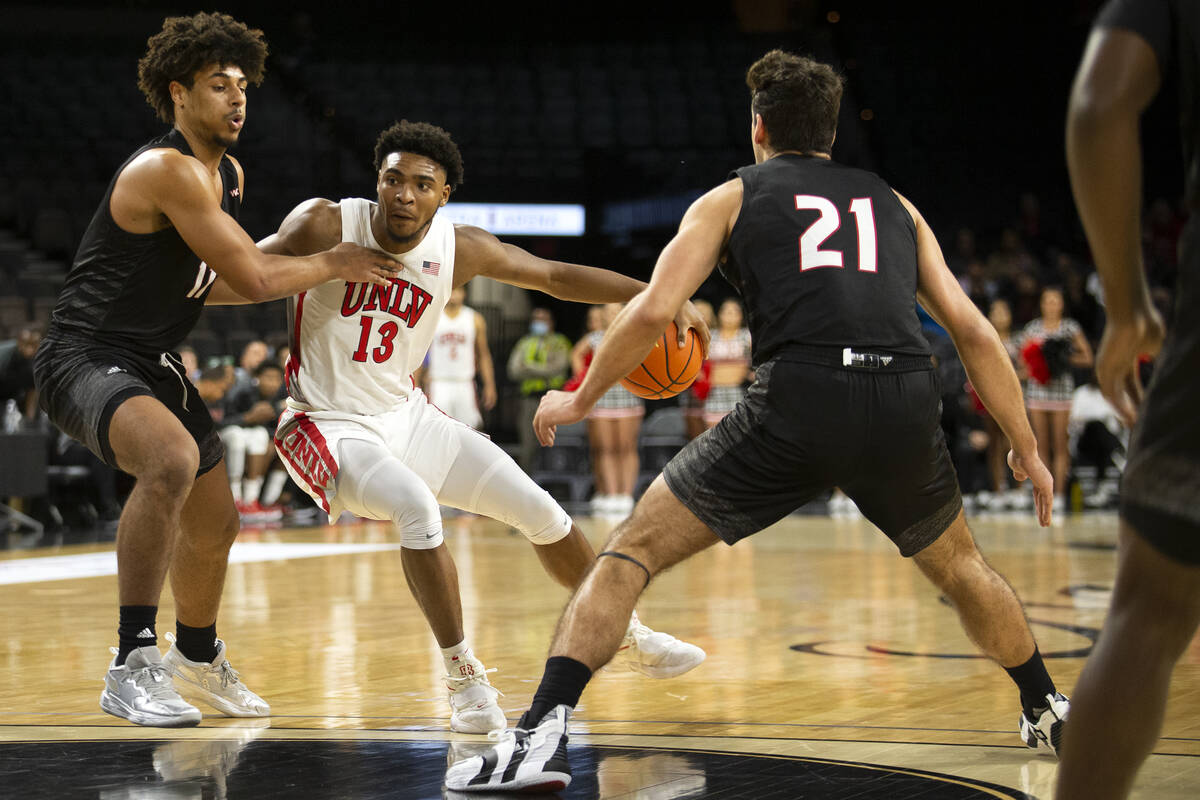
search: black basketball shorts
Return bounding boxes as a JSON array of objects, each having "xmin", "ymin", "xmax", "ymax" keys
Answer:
[
  {"xmin": 1119, "ymin": 250, "xmax": 1200, "ymax": 563},
  {"xmin": 662, "ymin": 356, "xmax": 962, "ymax": 557},
  {"xmin": 34, "ymin": 336, "xmax": 223, "ymax": 476}
]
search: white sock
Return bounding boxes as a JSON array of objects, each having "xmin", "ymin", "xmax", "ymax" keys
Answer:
[
  {"xmin": 441, "ymin": 639, "xmax": 474, "ymax": 675},
  {"xmin": 243, "ymin": 477, "xmax": 264, "ymax": 504},
  {"xmin": 262, "ymin": 471, "xmax": 288, "ymax": 505},
  {"xmin": 230, "ymin": 482, "xmax": 243, "ymax": 503}
]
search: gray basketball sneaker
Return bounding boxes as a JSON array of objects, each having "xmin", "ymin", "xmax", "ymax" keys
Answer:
[
  {"xmin": 99, "ymin": 645, "xmax": 202, "ymax": 727},
  {"xmin": 1020, "ymin": 691, "xmax": 1070, "ymax": 756},
  {"xmin": 162, "ymin": 634, "xmax": 270, "ymax": 717}
]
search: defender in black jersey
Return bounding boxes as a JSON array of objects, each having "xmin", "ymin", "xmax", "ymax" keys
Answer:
[
  {"xmin": 446, "ymin": 51, "xmax": 1065, "ymax": 793},
  {"xmin": 32, "ymin": 12, "xmax": 397, "ymax": 729},
  {"xmin": 1060, "ymin": 2, "xmax": 1200, "ymax": 796}
]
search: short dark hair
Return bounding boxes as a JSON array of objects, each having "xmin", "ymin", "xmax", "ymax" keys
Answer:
[
  {"xmin": 373, "ymin": 120, "xmax": 464, "ymax": 190},
  {"xmin": 138, "ymin": 12, "xmax": 268, "ymax": 123},
  {"xmin": 746, "ymin": 50, "xmax": 844, "ymax": 154},
  {"xmin": 254, "ymin": 361, "xmax": 283, "ymax": 378}
]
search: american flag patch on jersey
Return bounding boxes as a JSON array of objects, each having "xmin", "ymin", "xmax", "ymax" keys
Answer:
[{"xmin": 422, "ymin": 260, "xmax": 440, "ymax": 275}]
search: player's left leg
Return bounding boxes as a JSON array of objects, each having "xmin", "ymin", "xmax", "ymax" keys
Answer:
[
  {"xmin": 444, "ymin": 476, "xmax": 719, "ymax": 793},
  {"xmin": 435, "ymin": 427, "xmax": 705, "ymax": 679},
  {"xmin": 164, "ymin": 457, "xmax": 270, "ymax": 717},
  {"xmin": 1050, "ymin": 408, "xmax": 1072, "ymax": 508}
]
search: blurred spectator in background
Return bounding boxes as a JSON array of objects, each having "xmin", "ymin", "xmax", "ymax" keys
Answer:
[
  {"xmin": 507, "ymin": 307, "xmax": 571, "ymax": 472},
  {"xmin": 575, "ymin": 303, "xmax": 643, "ymax": 517},
  {"xmin": 680, "ymin": 299, "xmax": 714, "ymax": 441},
  {"xmin": 975, "ymin": 299, "xmax": 1026, "ymax": 511},
  {"xmin": 947, "ymin": 227, "xmax": 978, "ymax": 276},
  {"xmin": 0, "ymin": 326, "xmax": 42, "ymax": 422},
  {"xmin": 988, "ymin": 227, "xmax": 1038, "ymax": 291},
  {"xmin": 177, "ymin": 345, "xmax": 200, "ymax": 382},
  {"xmin": 195, "ymin": 365, "xmax": 233, "ymax": 416},
  {"xmin": 1010, "ymin": 271, "xmax": 1043, "ymax": 327},
  {"xmin": 232, "ymin": 339, "xmax": 269, "ymax": 396},
  {"xmin": 219, "ymin": 361, "xmax": 286, "ymax": 519},
  {"xmin": 959, "ymin": 258, "xmax": 997, "ymax": 311},
  {"xmin": 1069, "ymin": 375, "xmax": 1126, "ymax": 510},
  {"xmin": 704, "ymin": 297, "xmax": 752, "ymax": 429},
  {"xmin": 1019, "ymin": 286, "xmax": 1095, "ymax": 511},
  {"xmin": 425, "ymin": 285, "xmax": 496, "ymax": 430}
]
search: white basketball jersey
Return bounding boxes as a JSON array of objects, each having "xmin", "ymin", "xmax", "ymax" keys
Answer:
[
  {"xmin": 285, "ymin": 198, "xmax": 456, "ymax": 414},
  {"xmin": 428, "ymin": 306, "xmax": 477, "ymax": 381}
]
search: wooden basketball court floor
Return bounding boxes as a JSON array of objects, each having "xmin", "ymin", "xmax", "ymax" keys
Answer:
[{"xmin": 1, "ymin": 509, "xmax": 1198, "ymax": 798}]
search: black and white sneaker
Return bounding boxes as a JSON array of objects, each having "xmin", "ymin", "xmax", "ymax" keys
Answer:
[
  {"xmin": 444, "ymin": 704, "xmax": 572, "ymax": 793},
  {"xmin": 1019, "ymin": 691, "xmax": 1070, "ymax": 756}
]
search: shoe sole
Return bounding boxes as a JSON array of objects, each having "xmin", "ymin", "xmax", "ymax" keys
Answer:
[
  {"xmin": 450, "ymin": 772, "xmax": 571, "ymax": 793},
  {"xmin": 100, "ymin": 691, "xmax": 201, "ymax": 728}
]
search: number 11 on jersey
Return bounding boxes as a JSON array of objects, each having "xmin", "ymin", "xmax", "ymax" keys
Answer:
[{"xmin": 795, "ymin": 195, "xmax": 877, "ymax": 273}]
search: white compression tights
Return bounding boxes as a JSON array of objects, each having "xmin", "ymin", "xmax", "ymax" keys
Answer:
[{"xmin": 335, "ymin": 428, "xmax": 571, "ymax": 548}]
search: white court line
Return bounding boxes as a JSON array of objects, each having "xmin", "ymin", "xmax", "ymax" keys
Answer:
[{"xmin": 0, "ymin": 542, "xmax": 404, "ymax": 586}]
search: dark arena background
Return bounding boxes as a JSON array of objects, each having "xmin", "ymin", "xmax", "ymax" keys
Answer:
[{"xmin": 1, "ymin": 2, "xmax": 1196, "ymax": 799}]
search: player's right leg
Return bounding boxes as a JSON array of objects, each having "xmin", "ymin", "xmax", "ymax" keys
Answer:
[
  {"xmin": 332, "ymin": 436, "xmax": 505, "ymax": 734},
  {"xmin": 1055, "ymin": 520, "xmax": 1200, "ymax": 800}
]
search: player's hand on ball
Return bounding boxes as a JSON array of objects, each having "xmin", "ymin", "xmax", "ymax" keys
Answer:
[
  {"xmin": 331, "ymin": 242, "xmax": 399, "ymax": 287},
  {"xmin": 675, "ymin": 300, "xmax": 711, "ymax": 356},
  {"xmin": 534, "ymin": 390, "xmax": 586, "ymax": 447}
]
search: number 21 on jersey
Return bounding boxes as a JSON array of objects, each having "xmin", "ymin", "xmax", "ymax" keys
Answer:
[{"xmin": 795, "ymin": 195, "xmax": 877, "ymax": 273}]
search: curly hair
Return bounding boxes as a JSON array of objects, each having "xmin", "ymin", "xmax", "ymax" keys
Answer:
[
  {"xmin": 746, "ymin": 50, "xmax": 844, "ymax": 154},
  {"xmin": 137, "ymin": 12, "xmax": 268, "ymax": 123},
  {"xmin": 373, "ymin": 120, "xmax": 464, "ymax": 190}
]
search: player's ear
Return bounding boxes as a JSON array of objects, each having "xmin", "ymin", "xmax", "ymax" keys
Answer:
[{"xmin": 169, "ymin": 80, "xmax": 187, "ymax": 108}]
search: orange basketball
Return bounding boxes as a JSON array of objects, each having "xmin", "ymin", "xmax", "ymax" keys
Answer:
[{"xmin": 620, "ymin": 322, "xmax": 703, "ymax": 400}]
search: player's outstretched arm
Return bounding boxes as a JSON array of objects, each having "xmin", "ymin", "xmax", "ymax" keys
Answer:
[
  {"xmin": 1067, "ymin": 26, "xmax": 1165, "ymax": 425},
  {"xmin": 533, "ymin": 179, "xmax": 739, "ymax": 446},
  {"xmin": 134, "ymin": 157, "xmax": 396, "ymax": 303},
  {"xmin": 901, "ymin": 192, "xmax": 1053, "ymax": 526}
]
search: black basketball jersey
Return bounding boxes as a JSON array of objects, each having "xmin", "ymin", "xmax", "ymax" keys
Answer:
[
  {"xmin": 48, "ymin": 128, "xmax": 238, "ymax": 356},
  {"xmin": 1098, "ymin": 0, "xmax": 1200, "ymax": 211},
  {"xmin": 721, "ymin": 154, "xmax": 930, "ymax": 365}
]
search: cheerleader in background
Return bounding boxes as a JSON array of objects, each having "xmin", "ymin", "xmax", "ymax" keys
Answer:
[
  {"xmin": 1019, "ymin": 286, "xmax": 1094, "ymax": 511},
  {"xmin": 704, "ymin": 298, "xmax": 753, "ymax": 430},
  {"xmin": 573, "ymin": 303, "xmax": 644, "ymax": 517}
]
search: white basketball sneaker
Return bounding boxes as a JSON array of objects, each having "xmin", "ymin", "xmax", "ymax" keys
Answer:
[
  {"xmin": 616, "ymin": 613, "xmax": 706, "ymax": 679},
  {"xmin": 1019, "ymin": 691, "xmax": 1070, "ymax": 756},
  {"xmin": 162, "ymin": 634, "xmax": 270, "ymax": 717},
  {"xmin": 445, "ymin": 704, "xmax": 572, "ymax": 792},
  {"xmin": 100, "ymin": 645, "xmax": 202, "ymax": 727},
  {"xmin": 446, "ymin": 653, "xmax": 507, "ymax": 734}
]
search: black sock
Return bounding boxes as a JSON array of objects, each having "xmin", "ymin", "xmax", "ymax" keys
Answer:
[
  {"xmin": 518, "ymin": 657, "xmax": 593, "ymax": 729},
  {"xmin": 174, "ymin": 621, "xmax": 219, "ymax": 664},
  {"xmin": 116, "ymin": 606, "xmax": 158, "ymax": 666},
  {"xmin": 1004, "ymin": 647, "xmax": 1056, "ymax": 717}
]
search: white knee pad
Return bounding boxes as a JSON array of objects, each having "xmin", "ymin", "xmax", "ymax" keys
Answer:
[
  {"xmin": 336, "ymin": 438, "xmax": 444, "ymax": 549},
  {"xmin": 436, "ymin": 429, "xmax": 571, "ymax": 545}
]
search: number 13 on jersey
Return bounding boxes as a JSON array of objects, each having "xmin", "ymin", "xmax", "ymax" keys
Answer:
[{"xmin": 795, "ymin": 195, "xmax": 877, "ymax": 273}]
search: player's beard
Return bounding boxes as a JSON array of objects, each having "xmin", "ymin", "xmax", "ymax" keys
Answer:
[{"xmin": 385, "ymin": 215, "xmax": 433, "ymax": 246}]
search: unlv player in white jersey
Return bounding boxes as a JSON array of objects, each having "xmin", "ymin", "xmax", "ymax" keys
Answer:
[
  {"xmin": 207, "ymin": 121, "xmax": 710, "ymax": 734},
  {"xmin": 423, "ymin": 285, "xmax": 496, "ymax": 429}
]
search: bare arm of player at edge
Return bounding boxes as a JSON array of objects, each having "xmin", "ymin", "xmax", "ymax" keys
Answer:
[
  {"xmin": 897, "ymin": 191, "xmax": 1054, "ymax": 526},
  {"xmin": 115, "ymin": 151, "xmax": 396, "ymax": 306},
  {"xmin": 533, "ymin": 178, "xmax": 740, "ymax": 447},
  {"xmin": 1067, "ymin": 26, "xmax": 1166, "ymax": 426}
]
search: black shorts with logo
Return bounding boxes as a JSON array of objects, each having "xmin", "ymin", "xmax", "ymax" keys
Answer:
[
  {"xmin": 34, "ymin": 332, "xmax": 223, "ymax": 476},
  {"xmin": 1119, "ymin": 240, "xmax": 1200, "ymax": 563},
  {"xmin": 662, "ymin": 350, "xmax": 961, "ymax": 557}
]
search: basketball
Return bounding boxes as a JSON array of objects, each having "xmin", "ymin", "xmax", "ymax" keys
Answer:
[{"xmin": 620, "ymin": 322, "xmax": 703, "ymax": 400}]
